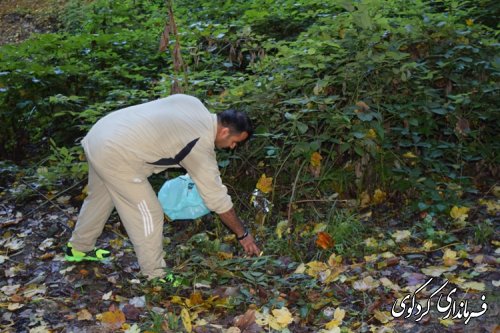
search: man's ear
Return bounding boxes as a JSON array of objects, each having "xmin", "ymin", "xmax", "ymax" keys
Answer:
[{"xmin": 220, "ymin": 127, "xmax": 230, "ymax": 136}]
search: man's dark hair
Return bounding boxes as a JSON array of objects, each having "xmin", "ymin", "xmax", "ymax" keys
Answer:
[{"xmin": 217, "ymin": 109, "xmax": 254, "ymax": 140}]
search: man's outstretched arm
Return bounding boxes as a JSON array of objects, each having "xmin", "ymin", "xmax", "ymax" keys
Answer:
[{"xmin": 218, "ymin": 208, "xmax": 261, "ymax": 256}]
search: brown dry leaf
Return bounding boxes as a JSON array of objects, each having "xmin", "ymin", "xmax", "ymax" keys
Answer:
[
  {"xmin": 77, "ymin": 309, "xmax": 93, "ymax": 321},
  {"xmin": 355, "ymin": 101, "xmax": 370, "ymax": 112},
  {"xmin": 187, "ymin": 292, "xmax": 204, "ymax": 307},
  {"xmin": 99, "ymin": 309, "xmax": 126, "ymax": 329},
  {"xmin": 233, "ymin": 309, "xmax": 256, "ymax": 330},
  {"xmin": 316, "ymin": 232, "xmax": 334, "ymax": 250}
]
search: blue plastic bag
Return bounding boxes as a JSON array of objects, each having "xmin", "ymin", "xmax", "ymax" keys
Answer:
[{"xmin": 158, "ymin": 174, "xmax": 210, "ymax": 220}]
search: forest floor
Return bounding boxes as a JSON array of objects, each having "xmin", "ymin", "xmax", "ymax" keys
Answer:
[
  {"xmin": 0, "ymin": 0, "xmax": 65, "ymax": 45},
  {"xmin": 0, "ymin": 166, "xmax": 499, "ymax": 332}
]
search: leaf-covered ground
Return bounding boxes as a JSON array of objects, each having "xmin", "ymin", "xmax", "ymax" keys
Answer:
[{"xmin": 0, "ymin": 172, "xmax": 499, "ymax": 333}]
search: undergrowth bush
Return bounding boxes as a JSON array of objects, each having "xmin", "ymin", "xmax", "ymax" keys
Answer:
[{"xmin": 0, "ymin": 0, "xmax": 498, "ymax": 226}]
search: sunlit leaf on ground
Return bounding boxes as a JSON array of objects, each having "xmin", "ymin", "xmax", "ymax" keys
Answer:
[
  {"xmin": 77, "ymin": 309, "xmax": 93, "ymax": 321},
  {"xmin": 443, "ymin": 249, "xmax": 458, "ymax": 267},
  {"xmin": 391, "ymin": 230, "xmax": 411, "ymax": 243},
  {"xmin": 421, "ymin": 265, "xmax": 457, "ymax": 277},
  {"xmin": 450, "ymin": 206, "xmax": 470, "ymax": 221},
  {"xmin": 181, "ymin": 307, "xmax": 192, "ymax": 333},
  {"xmin": 324, "ymin": 307, "xmax": 345, "ymax": 329},
  {"xmin": 373, "ymin": 310, "xmax": 392, "ymax": 324},
  {"xmin": 98, "ymin": 308, "xmax": 126, "ymax": 330},
  {"xmin": 316, "ymin": 231, "xmax": 334, "ymax": 250},
  {"xmin": 353, "ymin": 276, "xmax": 380, "ymax": 291}
]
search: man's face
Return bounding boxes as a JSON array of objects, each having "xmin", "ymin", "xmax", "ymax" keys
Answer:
[{"xmin": 215, "ymin": 127, "xmax": 249, "ymax": 150}]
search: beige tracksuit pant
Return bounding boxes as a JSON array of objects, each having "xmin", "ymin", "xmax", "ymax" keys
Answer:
[{"xmin": 70, "ymin": 143, "xmax": 167, "ymax": 279}]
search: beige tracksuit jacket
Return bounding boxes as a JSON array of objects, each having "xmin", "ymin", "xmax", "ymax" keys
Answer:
[{"xmin": 70, "ymin": 94, "xmax": 233, "ymax": 278}]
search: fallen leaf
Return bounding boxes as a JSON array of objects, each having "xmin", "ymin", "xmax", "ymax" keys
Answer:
[
  {"xmin": 316, "ymin": 232, "xmax": 334, "ymax": 250},
  {"xmin": 77, "ymin": 309, "xmax": 93, "ymax": 321},
  {"xmin": 391, "ymin": 230, "xmax": 411, "ymax": 243},
  {"xmin": 372, "ymin": 189, "xmax": 387, "ymax": 204},
  {"xmin": 1, "ymin": 284, "xmax": 20, "ymax": 296},
  {"xmin": 366, "ymin": 128, "xmax": 377, "ymax": 139},
  {"xmin": 325, "ymin": 307, "xmax": 345, "ymax": 329},
  {"xmin": 181, "ymin": 307, "xmax": 192, "ymax": 333},
  {"xmin": 439, "ymin": 318, "xmax": 455, "ymax": 327},
  {"xmin": 421, "ymin": 265, "xmax": 456, "ymax": 277},
  {"xmin": 305, "ymin": 261, "xmax": 329, "ymax": 278},
  {"xmin": 374, "ymin": 310, "xmax": 392, "ymax": 324},
  {"xmin": 450, "ymin": 206, "xmax": 469, "ymax": 220},
  {"xmin": 443, "ymin": 249, "xmax": 458, "ymax": 266},
  {"xmin": 403, "ymin": 151, "xmax": 417, "ymax": 158},
  {"xmin": 233, "ymin": 309, "xmax": 256, "ymax": 330},
  {"xmin": 270, "ymin": 307, "xmax": 293, "ymax": 330},
  {"xmin": 353, "ymin": 276, "xmax": 380, "ymax": 291},
  {"xmin": 275, "ymin": 220, "xmax": 289, "ymax": 239},
  {"xmin": 99, "ymin": 309, "xmax": 126, "ymax": 329},
  {"xmin": 256, "ymin": 174, "xmax": 273, "ymax": 194},
  {"xmin": 310, "ymin": 152, "xmax": 323, "ymax": 167},
  {"xmin": 458, "ymin": 281, "xmax": 485, "ymax": 291}
]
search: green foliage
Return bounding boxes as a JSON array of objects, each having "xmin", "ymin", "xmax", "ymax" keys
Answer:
[{"xmin": 0, "ymin": 0, "xmax": 498, "ymax": 233}]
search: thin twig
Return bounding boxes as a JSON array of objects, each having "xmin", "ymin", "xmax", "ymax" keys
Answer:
[
  {"xmin": 287, "ymin": 160, "xmax": 307, "ymax": 222},
  {"xmin": 20, "ymin": 178, "xmax": 87, "ymax": 219}
]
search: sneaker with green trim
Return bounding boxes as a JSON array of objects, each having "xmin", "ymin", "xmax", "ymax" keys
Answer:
[
  {"xmin": 64, "ymin": 242, "xmax": 111, "ymax": 262},
  {"xmin": 156, "ymin": 272, "xmax": 185, "ymax": 287}
]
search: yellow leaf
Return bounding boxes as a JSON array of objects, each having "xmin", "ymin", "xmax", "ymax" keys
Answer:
[
  {"xmin": 450, "ymin": 206, "xmax": 469, "ymax": 220},
  {"xmin": 439, "ymin": 318, "xmax": 455, "ymax": 327},
  {"xmin": 443, "ymin": 249, "xmax": 458, "ymax": 267},
  {"xmin": 255, "ymin": 310, "xmax": 269, "ymax": 326},
  {"xmin": 372, "ymin": 189, "xmax": 387, "ymax": 204},
  {"xmin": 458, "ymin": 281, "xmax": 485, "ymax": 291},
  {"xmin": 364, "ymin": 237, "xmax": 378, "ymax": 248},
  {"xmin": 353, "ymin": 276, "xmax": 380, "ymax": 291},
  {"xmin": 256, "ymin": 174, "xmax": 273, "ymax": 194},
  {"xmin": 305, "ymin": 261, "xmax": 329, "ymax": 278},
  {"xmin": 421, "ymin": 265, "xmax": 456, "ymax": 277},
  {"xmin": 423, "ymin": 240, "xmax": 436, "ymax": 251},
  {"xmin": 403, "ymin": 151, "xmax": 417, "ymax": 158},
  {"xmin": 294, "ymin": 263, "xmax": 306, "ymax": 274},
  {"xmin": 359, "ymin": 191, "xmax": 370, "ymax": 208},
  {"xmin": 181, "ymin": 308, "xmax": 192, "ymax": 333},
  {"xmin": 465, "ymin": 18, "xmax": 474, "ymax": 26},
  {"xmin": 100, "ymin": 309, "xmax": 126, "ymax": 330},
  {"xmin": 217, "ymin": 251, "xmax": 233, "ymax": 260},
  {"xmin": 325, "ymin": 308, "xmax": 345, "ymax": 329},
  {"xmin": 271, "ymin": 307, "xmax": 294, "ymax": 329},
  {"xmin": 374, "ymin": 310, "xmax": 392, "ymax": 324},
  {"xmin": 366, "ymin": 128, "xmax": 377, "ymax": 139},
  {"xmin": 275, "ymin": 220, "xmax": 289, "ymax": 239},
  {"xmin": 391, "ymin": 230, "xmax": 411, "ymax": 243},
  {"xmin": 327, "ymin": 253, "xmax": 342, "ymax": 268},
  {"xmin": 310, "ymin": 152, "xmax": 323, "ymax": 167},
  {"xmin": 478, "ymin": 199, "xmax": 500, "ymax": 214}
]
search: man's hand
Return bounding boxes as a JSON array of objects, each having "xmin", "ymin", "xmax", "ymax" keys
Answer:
[{"xmin": 239, "ymin": 233, "xmax": 261, "ymax": 256}]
